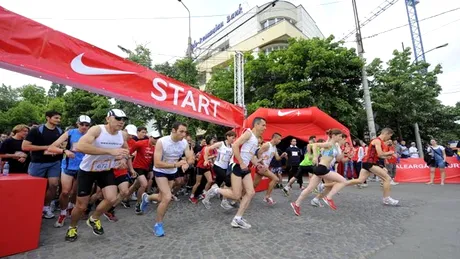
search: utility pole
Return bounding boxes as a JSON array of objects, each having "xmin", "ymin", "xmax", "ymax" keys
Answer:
[
  {"xmin": 178, "ymin": 0, "xmax": 192, "ymax": 58},
  {"xmin": 352, "ymin": 0, "xmax": 377, "ymax": 139},
  {"xmin": 234, "ymin": 51, "xmax": 246, "ymax": 117}
]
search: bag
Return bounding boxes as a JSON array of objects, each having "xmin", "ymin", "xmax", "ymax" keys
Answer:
[{"xmin": 38, "ymin": 124, "xmax": 63, "ymax": 135}]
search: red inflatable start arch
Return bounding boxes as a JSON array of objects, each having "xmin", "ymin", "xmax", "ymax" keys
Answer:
[{"xmin": 243, "ymin": 107, "xmax": 351, "ymax": 142}]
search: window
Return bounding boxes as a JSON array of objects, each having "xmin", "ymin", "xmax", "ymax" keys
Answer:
[
  {"xmin": 263, "ymin": 44, "xmax": 288, "ymax": 55},
  {"xmin": 261, "ymin": 17, "xmax": 295, "ymax": 29}
]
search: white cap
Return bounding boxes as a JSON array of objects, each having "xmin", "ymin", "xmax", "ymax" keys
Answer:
[
  {"xmin": 148, "ymin": 131, "xmax": 161, "ymax": 139},
  {"xmin": 125, "ymin": 124, "xmax": 137, "ymax": 136},
  {"xmin": 78, "ymin": 115, "xmax": 91, "ymax": 124},
  {"xmin": 107, "ymin": 109, "xmax": 128, "ymax": 119}
]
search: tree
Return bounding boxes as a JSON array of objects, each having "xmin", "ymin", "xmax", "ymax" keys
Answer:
[
  {"xmin": 367, "ymin": 48, "xmax": 444, "ymax": 141},
  {"xmin": 62, "ymin": 89, "xmax": 112, "ymax": 126},
  {"xmin": 48, "ymin": 82, "xmax": 67, "ymax": 98},
  {"xmin": 19, "ymin": 84, "xmax": 48, "ymax": 106},
  {"xmin": 206, "ymin": 37, "xmax": 365, "ymax": 134},
  {"xmin": 0, "ymin": 101, "xmax": 41, "ymax": 132},
  {"xmin": 0, "ymin": 84, "xmax": 19, "ymax": 112}
]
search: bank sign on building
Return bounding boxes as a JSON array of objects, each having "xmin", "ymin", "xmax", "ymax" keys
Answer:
[{"xmin": 191, "ymin": 4, "xmax": 243, "ymax": 50}]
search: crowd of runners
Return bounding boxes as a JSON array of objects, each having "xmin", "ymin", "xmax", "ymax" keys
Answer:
[{"xmin": 4, "ymin": 109, "xmax": 400, "ymax": 242}]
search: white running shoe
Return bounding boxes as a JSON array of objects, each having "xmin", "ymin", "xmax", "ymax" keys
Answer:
[
  {"xmin": 383, "ymin": 197, "xmax": 399, "ymax": 206},
  {"xmin": 231, "ymin": 218, "xmax": 251, "ymax": 229},
  {"xmin": 220, "ymin": 199, "xmax": 233, "ymax": 210},
  {"xmin": 310, "ymin": 198, "xmax": 324, "ymax": 207}
]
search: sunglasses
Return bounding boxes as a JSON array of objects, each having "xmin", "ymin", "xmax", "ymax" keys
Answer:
[
  {"xmin": 79, "ymin": 123, "xmax": 90, "ymax": 127},
  {"xmin": 114, "ymin": 116, "xmax": 128, "ymax": 122}
]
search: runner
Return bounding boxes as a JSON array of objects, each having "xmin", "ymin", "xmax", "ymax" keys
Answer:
[
  {"xmin": 22, "ymin": 110, "xmax": 64, "ymax": 219},
  {"xmin": 130, "ymin": 131, "xmax": 160, "ymax": 214},
  {"xmin": 290, "ymin": 129, "xmax": 348, "ymax": 216},
  {"xmin": 283, "ymin": 136, "xmax": 316, "ymax": 196},
  {"xmin": 48, "ymin": 115, "xmax": 91, "ymax": 227},
  {"xmin": 65, "ymin": 109, "xmax": 130, "ymax": 242},
  {"xmin": 139, "ymin": 121, "xmax": 194, "ymax": 237},
  {"xmin": 347, "ymin": 128, "xmax": 399, "ymax": 205},
  {"xmin": 203, "ymin": 117, "xmax": 267, "ymax": 229},
  {"xmin": 201, "ymin": 130, "xmax": 236, "ymax": 210},
  {"xmin": 190, "ymin": 136, "xmax": 216, "ymax": 204},
  {"xmin": 254, "ymin": 133, "xmax": 287, "ymax": 205}
]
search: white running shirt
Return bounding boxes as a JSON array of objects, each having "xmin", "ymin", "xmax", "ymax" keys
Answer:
[
  {"xmin": 153, "ymin": 136, "xmax": 188, "ymax": 174},
  {"xmin": 214, "ymin": 141, "xmax": 233, "ymax": 169},
  {"xmin": 80, "ymin": 125, "xmax": 124, "ymax": 172}
]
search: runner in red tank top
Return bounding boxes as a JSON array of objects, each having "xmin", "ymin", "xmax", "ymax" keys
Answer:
[
  {"xmin": 189, "ymin": 136, "xmax": 216, "ymax": 204},
  {"xmin": 347, "ymin": 128, "xmax": 400, "ymax": 206}
]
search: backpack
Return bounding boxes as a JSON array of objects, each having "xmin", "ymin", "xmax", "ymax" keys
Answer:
[
  {"xmin": 38, "ymin": 124, "xmax": 63, "ymax": 135},
  {"xmin": 64, "ymin": 129, "xmax": 74, "ymax": 169}
]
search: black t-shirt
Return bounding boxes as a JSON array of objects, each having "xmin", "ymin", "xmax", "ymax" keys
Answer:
[
  {"xmin": 286, "ymin": 146, "xmax": 302, "ymax": 166},
  {"xmin": 25, "ymin": 126, "xmax": 63, "ymax": 163},
  {"xmin": 0, "ymin": 138, "xmax": 30, "ymax": 173}
]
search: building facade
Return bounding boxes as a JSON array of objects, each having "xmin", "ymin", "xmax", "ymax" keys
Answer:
[{"xmin": 194, "ymin": 1, "xmax": 324, "ymax": 89}]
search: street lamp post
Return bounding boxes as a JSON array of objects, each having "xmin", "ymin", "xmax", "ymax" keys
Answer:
[
  {"xmin": 408, "ymin": 42, "xmax": 448, "ymax": 158},
  {"xmin": 178, "ymin": 0, "xmax": 192, "ymax": 58}
]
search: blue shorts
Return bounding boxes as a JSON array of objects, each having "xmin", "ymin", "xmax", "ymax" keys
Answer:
[
  {"xmin": 63, "ymin": 169, "xmax": 79, "ymax": 178},
  {"xmin": 28, "ymin": 161, "xmax": 61, "ymax": 178},
  {"xmin": 154, "ymin": 171, "xmax": 177, "ymax": 181},
  {"xmin": 270, "ymin": 167, "xmax": 283, "ymax": 174}
]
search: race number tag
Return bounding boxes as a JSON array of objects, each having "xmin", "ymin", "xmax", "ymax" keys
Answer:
[
  {"xmin": 91, "ymin": 160, "xmax": 112, "ymax": 172},
  {"xmin": 292, "ymin": 151, "xmax": 298, "ymax": 156}
]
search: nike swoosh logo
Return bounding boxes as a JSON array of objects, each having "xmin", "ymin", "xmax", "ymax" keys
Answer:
[
  {"xmin": 278, "ymin": 110, "xmax": 297, "ymax": 116},
  {"xmin": 70, "ymin": 53, "xmax": 136, "ymax": 75}
]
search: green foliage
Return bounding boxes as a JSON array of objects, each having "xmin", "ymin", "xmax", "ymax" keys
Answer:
[
  {"xmin": 62, "ymin": 89, "xmax": 111, "ymax": 126},
  {"xmin": 48, "ymin": 83, "xmax": 67, "ymax": 98},
  {"xmin": 207, "ymin": 36, "xmax": 364, "ymax": 134},
  {"xmin": 367, "ymin": 48, "xmax": 459, "ymax": 143}
]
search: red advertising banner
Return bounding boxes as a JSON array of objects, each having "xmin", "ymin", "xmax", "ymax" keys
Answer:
[
  {"xmin": 0, "ymin": 7, "xmax": 244, "ymax": 127},
  {"xmin": 394, "ymin": 157, "xmax": 460, "ymax": 184}
]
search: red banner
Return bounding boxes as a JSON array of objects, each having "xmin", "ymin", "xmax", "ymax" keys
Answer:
[
  {"xmin": 394, "ymin": 157, "xmax": 460, "ymax": 184},
  {"xmin": 0, "ymin": 7, "xmax": 244, "ymax": 127}
]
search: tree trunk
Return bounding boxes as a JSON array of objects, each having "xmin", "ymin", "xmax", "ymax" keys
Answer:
[{"xmin": 396, "ymin": 119, "xmax": 403, "ymax": 141}]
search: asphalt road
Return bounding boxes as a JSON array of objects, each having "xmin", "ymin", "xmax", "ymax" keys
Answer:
[{"xmin": 6, "ymin": 181, "xmax": 460, "ymax": 259}]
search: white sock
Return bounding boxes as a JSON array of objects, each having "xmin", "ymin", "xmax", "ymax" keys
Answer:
[
  {"xmin": 234, "ymin": 216, "xmax": 242, "ymax": 221},
  {"xmin": 60, "ymin": 210, "xmax": 67, "ymax": 216},
  {"xmin": 43, "ymin": 206, "xmax": 50, "ymax": 212},
  {"xmin": 67, "ymin": 202, "xmax": 74, "ymax": 209},
  {"xmin": 190, "ymin": 194, "xmax": 194, "ymax": 199},
  {"xmin": 312, "ymin": 197, "xmax": 319, "ymax": 202},
  {"xmin": 222, "ymin": 197, "xmax": 228, "ymax": 202}
]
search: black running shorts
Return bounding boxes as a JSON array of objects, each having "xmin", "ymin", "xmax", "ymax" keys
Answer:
[{"xmin": 77, "ymin": 169, "xmax": 115, "ymax": 197}]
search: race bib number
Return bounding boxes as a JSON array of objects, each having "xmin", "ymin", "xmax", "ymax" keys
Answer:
[
  {"xmin": 292, "ymin": 151, "xmax": 298, "ymax": 156},
  {"xmin": 91, "ymin": 160, "xmax": 112, "ymax": 172}
]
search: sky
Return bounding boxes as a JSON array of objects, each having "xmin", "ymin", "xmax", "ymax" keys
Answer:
[{"xmin": 0, "ymin": 0, "xmax": 459, "ymax": 106}]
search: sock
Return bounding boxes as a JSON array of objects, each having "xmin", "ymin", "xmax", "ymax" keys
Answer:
[
  {"xmin": 90, "ymin": 215, "xmax": 97, "ymax": 222},
  {"xmin": 60, "ymin": 209, "xmax": 67, "ymax": 216},
  {"xmin": 67, "ymin": 202, "xmax": 74, "ymax": 209},
  {"xmin": 312, "ymin": 197, "xmax": 319, "ymax": 202},
  {"xmin": 222, "ymin": 197, "xmax": 228, "ymax": 202},
  {"xmin": 43, "ymin": 206, "xmax": 50, "ymax": 212},
  {"xmin": 234, "ymin": 216, "xmax": 242, "ymax": 221},
  {"xmin": 190, "ymin": 194, "xmax": 194, "ymax": 199}
]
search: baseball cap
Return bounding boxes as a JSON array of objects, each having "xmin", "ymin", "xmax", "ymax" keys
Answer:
[
  {"xmin": 78, "ymin": 115, "xmax": 91, "ymax": 124},
  {"xmin": 125, "ymin": 124, "xmax": 137, "ymax": 136},
  {"xmin": 107, "ymin": 109, "xmax": 128, "ymax": 119},
  {"xmin": 148, "ymin": 131, "xmax": 161, "ymax": 139}
]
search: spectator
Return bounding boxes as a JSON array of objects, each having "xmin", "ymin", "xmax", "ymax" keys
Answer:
[
  {"xmin": 409, "ymin": 142, "xmax": 419, "ymax": 158},
  {"xmin": 426, "ymin": 139, "xmax": 447, "ymax": 185},
  {"xmin": 385, "ymin": 140, "xmax": 399, "ymax": 185},
  {"xmin": 285, "ymin": 138, "xmax": 302, "ymax": 185},
  {"xmin": 0, "ymin": 124, "xmax": 30, "ymax": 173},
  {"xmin": 398, "ymin": 140, "xmax": 410, "ymax": 158},
  {"xmin": 22, "ymin": 110, "xmax": 64, "ymax": 219}
]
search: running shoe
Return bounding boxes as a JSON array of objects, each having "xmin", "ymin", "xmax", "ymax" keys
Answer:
[
  {"xmin": 140, "ymin": 193, "xmax": 150, "ymax": 213},
  {"xmin": 86, "ymin": 217, "xmax": 104, "ymax": 236},
  {"xmin": 231, "ymin": 218, "xmax": 251, "ymax": 229},
  {"xmin": 322, "ymin": 197, "xmax": 337, "ymax": 210},
  {"xmin": 154, "ymin": 222, "xmax": 165, "ymax": 237},
  {"xmin": 65, "ymin": 227, "xmax": 78, "ymax": 242},
  {"xmin": 383, "ymin": 197, "xmax": 399, "ymax": 206},
  {"xmin": 54, "ymin": 215, "xmax": 66, "ymax": 228},
  {"xmin": 290, "ymin": 202, "xmax": 301, "ymax": 216}
]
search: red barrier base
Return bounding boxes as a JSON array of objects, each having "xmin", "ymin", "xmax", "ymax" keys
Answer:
[
  {"xmin": 251, "ymin": 168, "xmax": 270, "ymax": 192},
  {"xmin": 395, "ymin": 157, "xmax": 460, "ymax": 183},
  {"xmin": 0, "ymin": 174, "xmax": 47, "ymax": 257}
]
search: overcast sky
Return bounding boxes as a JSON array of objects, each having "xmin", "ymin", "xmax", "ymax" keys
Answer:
[{"xmin": 1, "ymin": 0, "xmax": 458, "ymax": 106}]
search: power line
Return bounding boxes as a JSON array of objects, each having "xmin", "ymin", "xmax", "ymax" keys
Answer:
[
  {"xmin": 29, "ymin": 2, "xmax": 345, "ymax": 21},
  {"xmin": 361, "ymin": 6, "xmax": 460, "ymax": 40}
]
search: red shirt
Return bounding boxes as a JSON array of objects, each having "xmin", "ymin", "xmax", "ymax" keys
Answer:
[
  {"xmin": 130, "ymin": 139, "xmax": 154, "ymax": 170},
  {"xmin": 385, "ymin": 145, "xmax": 397, "ymax": 164},
  {"xmin": 352, "ymin": 147, "xmax": 359, "ymax": 161},
  {"xmin": 197, "ymin": 146, "xmax": 214, "ymax": 169},
  {"xmin": 113, "ymin": 138, "xmax": 136, "ymax": 178},
  {"xmin": 363, "ymin": 137, "xmax": 383, "ymax": 164}
]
